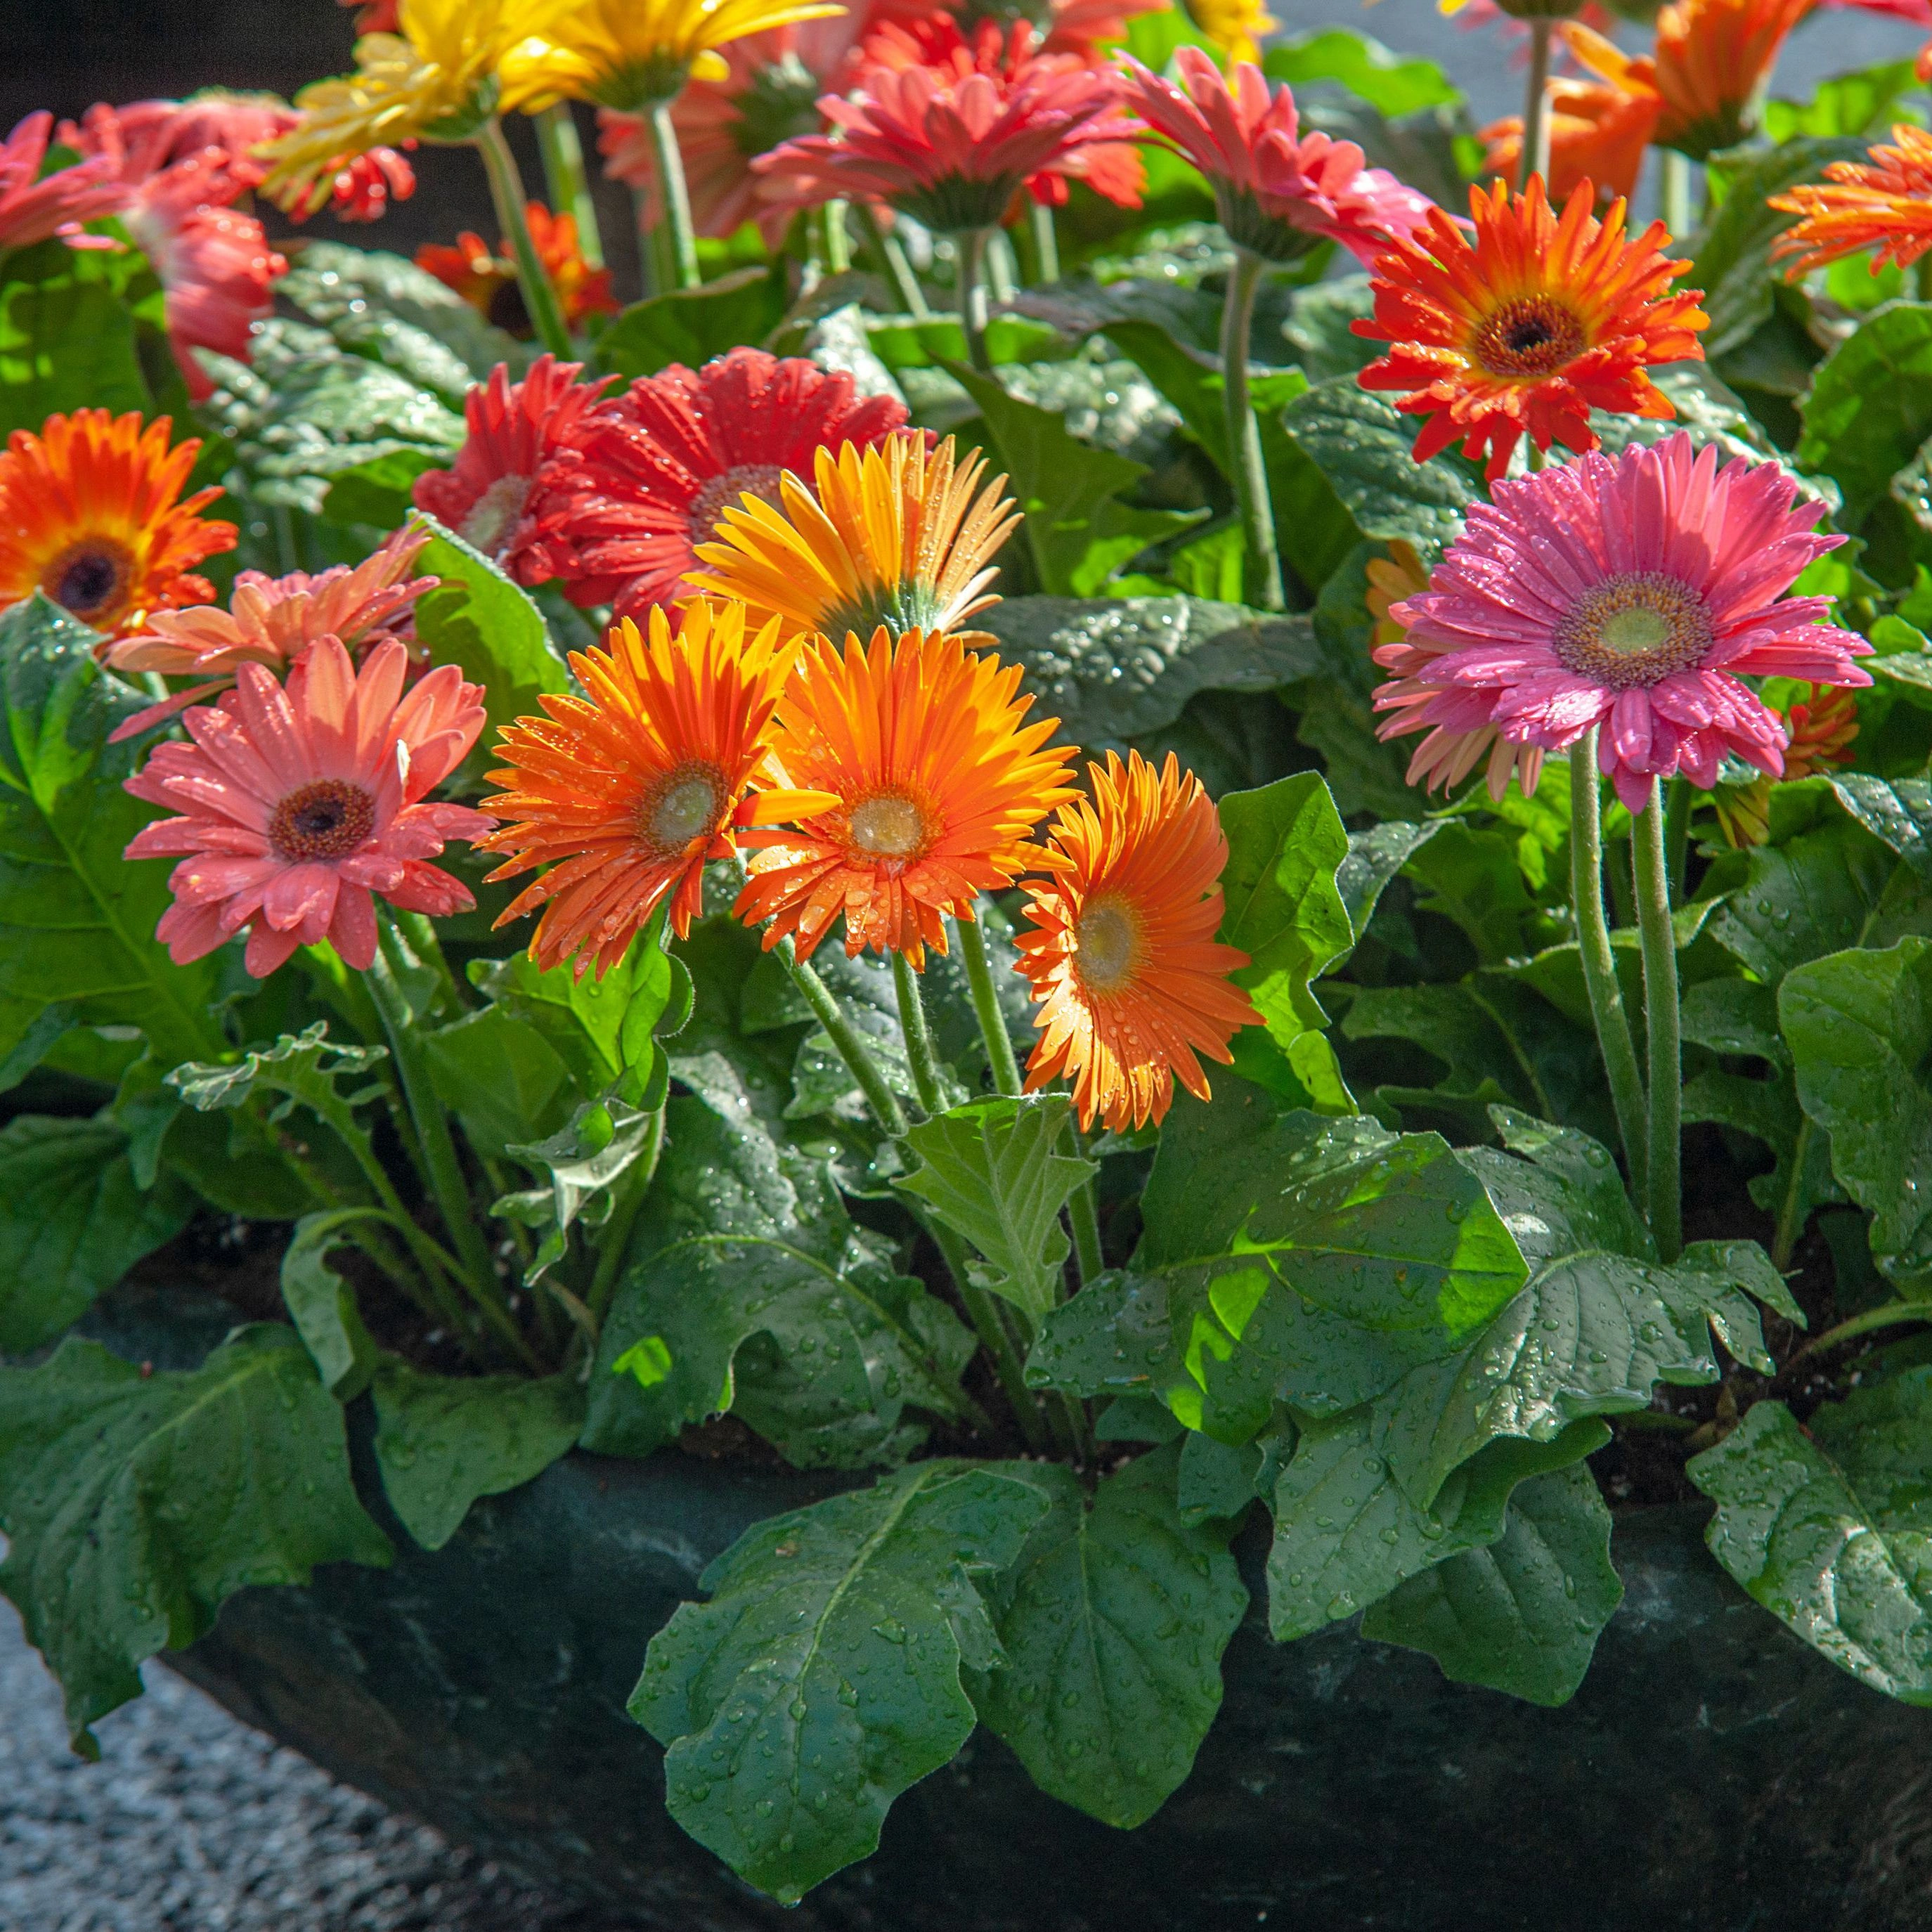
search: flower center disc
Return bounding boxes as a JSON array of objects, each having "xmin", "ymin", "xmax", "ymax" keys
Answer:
[
  {"xmin": 848, "ymin": 793, "xmax": 926, "ymax": 859},
  {"xmin": 269, "ymin": 779, "xmax": 377, "ymax": 862},
  {"xmin": 1554, "ymin": 571, "xmax": 1716, "ymax": 689},
  {"xmin": 458, "ymin": 473, "xmax": 533, "ymax": 558},
  {"xmin": 688, "ymin": 464, "xmax": 788, "ymax": 548},
  {"xmin": 1076, "ymin": 897, "xmax": 1141, "ymax": 993},
  {"xmin": 41, "ymin": 536, "xmax": 136, "ymax": 629},
  {"xmin": 644, "ymin": 765, "xmax": 725, "ymax": 852},
  {"xmin": 1470, "ymin": 296, "xmax": 1587, "ymax": 377}
]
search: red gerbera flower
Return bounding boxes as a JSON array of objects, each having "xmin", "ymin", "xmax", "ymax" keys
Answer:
[
  {"xmin": 411, "ymin": 356, "xmax": 616, "ymax": 575},
  {"xmin": 416, "ymin": 202, "xmax": 618, "ymax": 335},
  {"xmin": 527, "ymin": 347, "xmax": 909, "ymax": 622},
  {"xmin": 0, "ymin": 112, "xmax": 125, "ymax": 254}
]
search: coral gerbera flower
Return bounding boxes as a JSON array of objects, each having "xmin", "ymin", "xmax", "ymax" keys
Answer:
[
  {"xmin": 480, "ymin": 600, "xmax": 835, "ymax": 973},
  {"xmin": 1120, "ymin": 49, "xmax": 1432, "ymax": 265},
  {"xmin": 689, "ymin": 432, "xmax": 1019, "ymax": 646},
  {"xmin": 1377, "ymin": 434, "xmax": 1872, "ymax": 815},
  {"xmin": 1354, "ymin": 176, "xmax": 1709, "ymax": 483},
  {"xmin": 1185, "ymin": 0, "xmax": 1279, "ymax": 65},
  {"xmin": 1770, "ymin": 124, "xmax": 1932, "ymax": 280},
  {"xmin": 0, "ymin": 412, "xmax": 235, "ymax": 640},
  {"xmin": 0, "ymin": 111, "xmax": 126, "ymax": 254},
  {"xmin": 412, "ymin": 356, "xmax": 616, "ymax": 575},
  {"xmin": 417, "ymin": 202, "xmax": 618, "ymax": 334},
  {"xmin": 530, "ymin": 349, "xmax": 911, "ymax": 622},
  {"xmin": 123, "ymin": 636, "xmax": 493, "ymax": 978},
  {"xmin": 1014, "ymin": 749, "xmax": 1256, "ymax": 1134},
  {"xmin": 733, "ymin": 626, "xmax": 1077, "ymax": 966}
]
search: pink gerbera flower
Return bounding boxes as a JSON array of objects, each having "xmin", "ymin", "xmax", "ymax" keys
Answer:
[
  {"xmin": 0, "ymin": 112, "xmax": 126, "ymax": 254},
  {"xmin": 1117, "ymin": 48, "xmax": 1432, "ymax": 264},
  {"xmin": 1377, "ymin": 434, "xmax": 1872, "ymax": 812},
  {"xmin": 412, "ymin": 356, "xmax": 616, "ymax": 576},
  {"xmin": 526, "ymin": 347, "xmax": 909, "ymax": 621},
  {"xmin": 123, "ymin": 635, "xmax": 493, "ymax": 978}
]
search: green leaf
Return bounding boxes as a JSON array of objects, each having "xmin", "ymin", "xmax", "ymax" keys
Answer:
[
  {"xmin": 1762, "ymin": 59, "xmax": 1924, "ymax": 141},
  {"xmin": 898, "ymin": 1093, "xmax": 1094, "ymax": 1322},
  {"xmin": 0, "ymin": 1114, "xmax": 193, "ymax": 1354},
  {"xmin": 1177, "ymin": 1427, "xmax": 1264, "ymax": 1522},
  {"xmin": 970, "ymin": 1446, "xmax": 1249, "ymax": 1828},
  {"xmin": 1359, "ymin": 1461, "xmax": 1622, "ymax": 1706},
  {"xmin": 167, "ymin": 1020, "xmax": 387, "ymax": 1120},
  {"xmin": 947, "ymin": 362, "xmax": 1200, "ymax": 595},
  {"xmin": 421, "ymin": 1003, "xmax": 574, "ymax": 1160},
  {"xmin": 1337, "ymin": 819, "xmax": 1439, "ymax": 942},
  {"xmin": 320, "ymin": 447, "xmax": 441, "ymax": 529},
  {"xmin": 0, "ymin": 1327, "xmax": 391, "ymax": 1752},
  {"xmin": 0, "ymin": 240, "xmax": 152, "ymax": 434},
  {"xmin": 632, "ymin": 1461, "xmax": 1049, "ymax": 1902},
  {"xmin": 500, "ymin": 1096, "xmax": 663, "ymax": 1286},
  {"xmin": 474, "ymin": 935, "xmax": 680, "ymax": 1098},
  {"xmin": 1691, "ymin": 1383, "xmax": 1932, "ymax": 1704},
  {"xmin": 1262, "ymin": 29, "xmax": 1460, "ymax": 115},
  {"xmin": 278, "ymin": 1210, "xmax": 383, "ymax": 1400},
  {"xmin": 1796, "ymin": 301, "xmax": 1932, "ymax": 533},
  {"xmin": 0, "ymin": 597, "xmax": 226, "ymax": 1075},
  {"xmin": 595, "ymin": 265, "xmax": 789, "ymax": 380},
  {"xmin": 1282, "ymin": 376, "xmax": 1479, "ymax": 550},
  {"xmin": 1403, "ymin": 821, "xmax": 1545, "ymax": 965},
  {"xmin": 1831, "ymin": 772, "xmax": 1932, "ymax": 880},
  {"xmin": 370, "ymin": 1360, "xmax": 584, "ymax": 1550}
]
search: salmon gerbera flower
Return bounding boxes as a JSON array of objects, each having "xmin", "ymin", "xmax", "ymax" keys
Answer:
[
  {"xmin": 1376, "ymin": 433, "xmax": 1872, "ymax": 815},
  {"xmin": 1770, "ymin": 124, "xmax": 1932, "ymax": 280},
  {"xmin": 123, "ymin": 635, "xmax": 493, "ymax": 978},
  {"xmin": 0, "ymin": 111, "xmax": 126, "ymax": 254},
  {"xmin": 0, "ymin": 411, "xmax": 236, "ymax": 639},
  {"xmin": 526, "ymin": 349, "xmax": 909, "ymax": 622},
  {"xmin": 479, "ymin": 600, "xmax": 836, "ymax": 973},
  {"xmin": 733, "ymin": 626, "xmax": 1076, "ymax": 966},
  {"xmin": 689, "ymin": 432, "xmax": 1019, "ymax": 646},
  {"xmin": 1354, "ymin": 176, "xmax": 1709, "ymax": 482},
  {"xmin": 1015, "ymin": 749, "xmax": 1257, "ymax": 1134}
]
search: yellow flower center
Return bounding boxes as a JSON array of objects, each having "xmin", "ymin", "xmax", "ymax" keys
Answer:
[
  {"xmin": 848, "ymin": 794, "xmax": 926, "ymax": 859},
  {"xmin": 1470, "ymin": 295, "xmax": 1587, "ymax": 378},
  {"xmin": 688, "ymin": 463, "xmax": 788, "ymax": 549},
  {"xmin": 270, "ymin": 779, "xmax": 377, "ymax": 862},
  {"xmin": 1075, "ymin": 896, "xmax": 1141, "ymax": 994},
  {"xmin": 642, "ymin": 764, "xmax": 725, "ymax": 852},
  {"xmin": 1555, "ymin": 571, "xmax": 1715, "ymax": 689},
  {"xmin": 41, "ymin": 536, "xmax": 136, "ymax": 630}
]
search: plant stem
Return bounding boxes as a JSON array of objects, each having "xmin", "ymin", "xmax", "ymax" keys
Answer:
[
  {"xmin": 1569, "ymin": 730, "xmax": 1650, "ymax": 1202},
  {"xmin": 1770, "ymin": 1116, "xmax": 1815, "ymax": 1271},
  {"xmin": 987, "ymin": 229, "xmax": 1018, "ymax": 302},
  {"xmin": 394, "ymin": 908, "xmax": 467, "ymax": 1013},
  {"xmin": 1065, "ymin": 1122, "xmax": 1104, "ymax": 1287},
  {"xmin": 1027, "ymin": 198, "xmax": 1060, "ymax": 285},
  {"xmin": 1664, "ymin": 775, "xmax": 1692, "ymax": 902},
  {"xmin": 585, "ymin": 1105, "xmax": 666, "ymax": 1330},
  {"xmin": 1919, "ymin": 252, "xmax": 1932, "ymax": 304},
  {"xmin": 630, "ymin": 186, "xmax": 659, "ymax": 299},
  {"xmin": 1785, "ymin": 1299, "xmax": 1932, "ymax": 1370},
  {"xmin": 956, "ymin": 226, "xmax": 994, "ymax": 374},
  {"xmin": 474, "ymin": 117, "xmax": 573, "ymax": 359},
  {"xmin": 535, "ymin": 101, "xmax": 603, "ymax": 268},
  {"xmin": 953, "ymin": 914, "xmax": 1023, "ymax": 1096},
  {"xmin": 892, "ymin": 950, "xmax": 945, "ymax": 1118},
  {"xmin": 822, "ymin": 199, "xmax": 850, "ymax": 275},
  {"xmin": 1633, "ymin": 782, "xmax": 1683, "ymax": 1263},
  {"xmin": 1520, "ymin": 18, "xmax": 1554, "ymax": 191},
  {"xmin": 1221, "ymin": 247, "xmax": 1285, "ymax": 614},
  {"xmin": 778, "ymin": 939, "xmax": 909, "ymax": 1137},
  {"xmin": 647, "ymin": 97, "xmax": 700, "ymax": 290},
  {"xmin": 857, "ymin": 204, "xmax": 927, "ymax": 316},
  {"xmin": 1661, "ymin": 148, "xmax": 1694, "ymax": 242}
]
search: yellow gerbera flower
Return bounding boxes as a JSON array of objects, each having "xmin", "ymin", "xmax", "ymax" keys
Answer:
[
  {"xmin": 533, "ymin": 0, "xmax": 848, "ymax": 112},
  {"xmin": 1186, "ymin": 0, "xmax": 1278, "ymax": 65}
]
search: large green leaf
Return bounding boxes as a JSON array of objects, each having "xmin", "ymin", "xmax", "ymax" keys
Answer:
[
  {"xmin": 1282, "ymin": 377, "xmax": 1478, "ymax": 550},
  {"xmin": 970, "ymin": 1446, "xmax": 1248, "ymax": 1827},
  {"xmin": 1762, "ymin": 58, "xmax": 1924, "ymax": 141},
  {"xmin": 0, "ymin": 238, "xmax": 155, "ymax": 435},
  {"xmin": 1691, "ymin": 1382, "xmax": 1932, "ymax": 1704},
  {"xmin": 421, "ymin": 1002, "xmax": 575, "ymax": 1160},
  {"xmin": 278, "ymin": 1209, "xmax": 382, "ymax": 1400},
  {"xmin": 0, "ymin": 1327, "xmax": 391, "ymax": 1751},
  {"xmin": 1796, "ymin": 300, "xmax": 1932, "ymax": 533},
  {"xmin": 1262, "ymin": 29, "xmax": 1460, "ymax": 115},
  {"xmin": 898, "ymin": 1093, "xmax": 1094, "ymax": 1323},
  {"xmin": 1359, "ymin": 1460, "xmax": 1623, "ymax": 1706},
  {"xmin": 370, "ymin": 1360, "xmax": 584, "ymax": 1551},
  {"xmin": 631, "ymin": 1461, "xmax": 1048, "ymax": 1902},
  {"xmin": 0, "ymin": 1115, "xmax": 193, "ymax": 1354},
  {"xmin": 0, "ymin": 597, "xmax": 226, "ymax": 1075},
  {"xmin": 595, "ymin": 266, "xmax": 789, "ymax": 380}
]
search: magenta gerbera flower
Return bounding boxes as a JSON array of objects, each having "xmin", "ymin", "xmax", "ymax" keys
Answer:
[{"xmin": 1378, "ymin": 433, "xmax": 1872, "ymax": 812}]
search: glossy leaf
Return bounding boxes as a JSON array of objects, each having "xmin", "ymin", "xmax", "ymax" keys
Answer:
[
  {"xmin": 499, "ymin": 1097, "xmax": 663, "ymax": 1287},
  {"xmin": 422, "ymin": 1003, "xmax": 575, "ymax": 1160},
  {"xmin": 595, "ymin": 266, "xmax": 789, "ymax": 380},
  {"xmin": 1262, "ymin": 29, "xmax": 1460, "ymax": 115},
  {"xmin": 1796, "ymin": 300, "xmax": 1932, "ymax": 533},
  {"xmin": 168, "ymin": 1021, "xmax": 388, "ymax": 1120},
  {"xmin": 1281, "ymin": 377, "xmax": 1477, "ymax": 549},
  {"xmin": 0, "ymin": 239, "xmax": 153, "ymax": 435},
  {"xmin": 278, "ymin": 1209, "xmax": 383, "ymax": 1400}
]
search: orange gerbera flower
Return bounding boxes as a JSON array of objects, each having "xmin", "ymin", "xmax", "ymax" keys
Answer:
[
  {"xmin": 1479, "ymin": 72, "xmax": 1662, "ymax": 207},
  {"xmin": 0, "ymin": 410, "xmax": 236, "ymax": 638},
  {"xmin": 1770, "ymin": 124, "xmax": 1932, "ymax": 279},
  {"xmin": 1354, "ymin": 176, "xmax": 1709, "ymax": 482},
  {"xmin": 733, "ymin": 626, "xmax": 1076, "ymax": 966},
  {"xmin": 1014, "ymin": 749, "xmax": 1256, "ymax": 1134},
  {"xmin": 689, "ymin": 432, "xmax": 1020, "ymax": 647},
  {"xmin": 416, "ymin": 201, "xmax": 618, "ymax": 335},
  {"xmin": 480, "ymin": 599, "xmax": 834, "ymax": 974}
]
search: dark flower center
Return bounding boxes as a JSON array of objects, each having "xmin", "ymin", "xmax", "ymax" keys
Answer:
[
  {"xmin": 687, "ymin": 464, "xmax": 788, "ymax": 549},
  {"xmin": 486, "ymin": 275, "xmax": 532, "ymax": 337},
  {"xmin": 42, "ymin": 538, "xmax": 135, "ymax": 628},
  {"xmin": 1554, "ymin": 571, "xmax": 1715, "ymax": 690},
  {"xmin": 269, "ymin": 779, "xmax": 377, "ymax": 862},
  {"xmin": 1471, "ymin": 296, "xmax": 1587, "ymax": 377}
]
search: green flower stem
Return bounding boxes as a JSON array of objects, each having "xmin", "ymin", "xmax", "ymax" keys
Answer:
[
  {"xmin": 860, "ymin": 203, "xmax": 929, "ymax": 317},
  {"xmin": 1520, "ymin": 18, "xmax": 1554, "ymax": 191},
  {"xmin": 1633, "ymin": 782, "xmax": 1683, "ymax": 1262},
  {"xmin": 1770, "ymin": 1116, "xmax": 1815, "ymax": 1272},
  {"xmin": 779, "ymin": 938, "xmax": 909, "ymax": 1136},
  {"xmin": 1570, "ymin": 728, "xmax": 1650, "ymax": 1202},
  {"xmin": 956, "ymin": 226, "xmax": 994, "ymax": 375},
  {"xmin": 822, "ymin": 200, "xmax": 850, "ymax": 275},
  {"xmin": 892, "ymin": 950, "xmax": 945, "ymax": 1117},
  {"xmin": 394, "ymin": 908, "xmax": 469, "ymax": 1013},
  {"xmin": 1027, "ymin": 199, "xmax": 1060, "ymax": 285},
  {"xmin": 953, "ymin": 914, "xmax": 1023, "ymax": 1096},
  {"xmin": 1664, "ymin": 775, "xmax": 1692, "ymax": 902},
  {"xmin": 474, "ymin": 117, "xmax": 574, "ymax": 359},
  {"xmin": 1661, "ymin": 149, "xmax": 1695, "ymax": 242},
  {"xmin": 630, "ymin": 186, "xmax": 661, "ymax": 299},
  {"xmin": 987, "ymin": 230, "xmax": 1018, "ymax": 302},
  {"xmin": 1222, "ymin": 247, "xmax": 1285, "ymax": 613},
  {"xmin": 585, "ymin": 1104, "xmax": 666, "ymax": 1330},
  {"xmin": 535, "ymin": 101, "xmax": 604, "ymax": 268},
  {"xmin": 1065, "ymin": 1124, "xmax": 1104, "ymax": 1288},
  {"xmin": 647, "ymin": 97, "xmax": 701, "ymax": 290},
  {"xmin": 1787, "ymin": 1299, "xmax": 1932, "ymax": 1369}
]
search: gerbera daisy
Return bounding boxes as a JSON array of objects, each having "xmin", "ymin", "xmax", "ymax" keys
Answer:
[
  {"xmin": 1119, "ymin": 49, "xmax": 1432, "ymax": 264},
  {"xmin": 480, "ymin": 600, "xmax": 836, "ymax": 973},
  {"xmin": 0, "ymin": 111, "xmax": 126, "ymax": 254},
  {"xmin": 123, "ymin": 635, "xmax": 493, "ymax": 978},
  {"xmin": 1378, "ymin": 434, "xmax": 1872, "ymax": 815},
  {"xmin": 1770, "ymin": 124, "xmax": 1932, "ymax": 280},
  {"xmin": 753, "ymin": 20, "xmax": 1143, "ymax": 233},
  {"xmin": 1014, "ymin": 748, "xmax": 1257, "ymax": 1134},
  {"xmin": 412, "ymin": 356, "xmax": 616, "ymax": 576},
  {"xmin": 529, "ymin": 349, "xmax": 910, "ymax": 621},
  {"xmin": 1354, "ymin": 175, "xmax": 1709, "ymax": 482},
  {"xmin": 103, "ymin": 525, "xmax": 438, "ymax": 737},
  {"xmin": 1186, "ymin": 0, "xmax": 1279, "ymax": 64},
  {"xmin": 0, "ymin": 412, "xmax": 235, "ymax": 640},
  {"xmin": 417, "ymin": 202, "xmax": 618, "ymax": 333},
  {"xmin": 689, "ymin": 432, "xmax": 1019, "ymax": 646},
  {"xmin": 1711, "ymin": 683, "xmax": 1860, "ymax": 847},
  {"xmin": 1479, "ymin": 71, "xmax": 1661, "ymax": 206},
  {"xmin": 732, "ymin": 626, "xmax": 1077, "ymax": 966}
]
